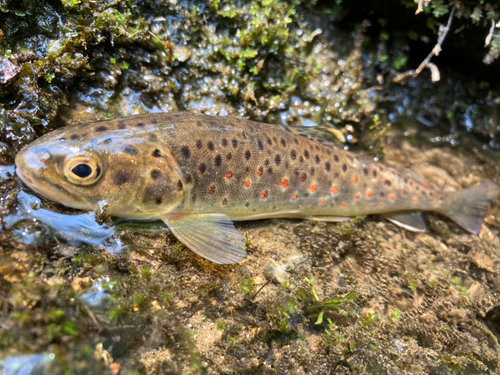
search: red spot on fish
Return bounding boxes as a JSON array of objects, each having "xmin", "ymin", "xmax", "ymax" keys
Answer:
[
  {"xmin": 222, "ymin": 198, "xmax": 227, "ymax": 205},
  {"xmin": 257, "ymin": 167, "xmax": 263, "ymax": 176},
  {"xmin": 412, "ymin": 198, "xmax": 418, "ymax": 203},
  {"xmin": 319, "ymin": 198, "xmax": 325, "ymax": 204},
  {"xmin": 388, "ymin": 195, "xmax": 395, "ymax": 200},
  {"xmin": 261, "ymin": 190, "xmax": 268, "ymax": 198},
  {"xmin": 352, "ymin": 176, "xmax": 358, "ymax": 184},
  {"xmin": 226, "ymin": 172, "xmax": 232, "ymax": 179},
  {"xmin": 432, "ymin": 201, "xmax": 437, "ymax": 205},
  {"xmin": 354, "ymin": 194, "xmax": 360, "ymax": 199},
  {"xmin": 331, "ymin": 186, "xmax": 338, "ymax": 194},
  {"xmin": 379, "ymin": 203, "xmax": 383, "ymax": 207},
  {"xmin": 309, "ymin": 185, "xmax": 317, "ymax": 191},
  {"xmin": 244, "ymin": 180, "xmax": 251, "ymax": 187},
  {"xmin": 281, "ymin": 179, "xmax": 288, "ymax": 188},
  {"xmin": 300, "ymin": 173, "xmax": 307, "ymax": 182},
  {"xmin": 366, "ymin": 191, "xmax": 373, "ymax": 197},
  {"xmin": 340, "ymin": 202, "xmax": 346, "ymax": 207},
  {"xmin": 291, "ymin": 194, "xmax": 297, "ymax": 200},
  {"xmin": 401, "ymin": 189, "xmax": 406, "ymax": 194},
  {"xmin": 208, "ymin": 185, "xmax": 215, "ymax": 194},
  {"xmin": 234, "ymin": 207, "xmax": 238, "ymax": 210},
  {"xmin": 447, "ymin": 201, "xmax": 451, "ymax": 206}
]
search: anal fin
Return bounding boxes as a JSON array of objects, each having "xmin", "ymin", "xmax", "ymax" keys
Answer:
[
  {"xmin": 305, "ymin": 216, "xmax": 352, "ymax": 222},
  {"xmin": 163, "ymin": 213, "xmax": 247, "ymax": 264},
  {"xmin": 381, "ymin": 211, "xmax": 426, "ymax": 232}
]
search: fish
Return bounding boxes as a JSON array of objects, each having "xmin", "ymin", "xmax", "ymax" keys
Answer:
[{"xmin": 14, "ymin": 112, "xmax": 499, "ymax": 264}]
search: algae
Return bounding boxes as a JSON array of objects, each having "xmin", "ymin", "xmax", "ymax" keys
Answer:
[{"xmin": 1, "ymin": 0, "xmax": 500, "ymax": 374}]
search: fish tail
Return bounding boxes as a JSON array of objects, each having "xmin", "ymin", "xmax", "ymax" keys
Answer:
[{"xmin": 439, "ymin": 181, "xmax": 498, "ymax": 234}]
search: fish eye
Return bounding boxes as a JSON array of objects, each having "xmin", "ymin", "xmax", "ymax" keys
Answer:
[
  {"xmin": 72, "ymin": 164, "xmax": 92, "ymax": 178},
  {"xmin": 64, "ymin": 153, "xmax": 102, "ymax": 186}
]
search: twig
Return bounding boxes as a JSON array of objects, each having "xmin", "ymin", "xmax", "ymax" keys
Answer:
[
  {"xmin": 413, "ymin": 7, "xmax": 455, "ymax": 79},
  {"xmin": 485, "ymin": 19, "xmax": 496, "ymax": 47},
  {"xmin": 415, "ymin": 0, "xmax": 424, "ymax": 15}
]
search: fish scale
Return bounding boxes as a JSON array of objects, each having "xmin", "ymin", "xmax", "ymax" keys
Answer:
[{"xmin": 15, "ymin": 112, "xmax": 499, "ymax": 264}]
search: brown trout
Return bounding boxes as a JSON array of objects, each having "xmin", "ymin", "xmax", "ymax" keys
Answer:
[{"xmin": 15, "ymin": 113, "xmax": 498, "ymax": 263}]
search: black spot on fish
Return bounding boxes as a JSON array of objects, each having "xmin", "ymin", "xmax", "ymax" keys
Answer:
[
  {"xmin": 342, "ymin": 164, "xmax": 347, "ymax": 172},
  {"xmin": 181, "ymin": 146, "xmax": 190, "ymax": 159},
  {"xmin": 196, "ymin": 140, "xmax": 202, "ymax": 149},
  {"xmin": 215, "ymin": 155, "xmax": 222, "ymax": 167},
  {"xmin": 264, "ymin": 159, "xmax": 270, "ymax": 166},
  {"xmin": 151, "ymin": 170, "xmax": 160, "ymax": 179},
  {"xmin": 118, "ymin": 122, "xmax": 127, "ymax": 129},
  {"xmin": 280, "ymin": 139, "xmax": 286, "ymax": 147},
  {"xmin": 207, "ymin": 141, "xmax": 214, "ymax": 151},
  {"xmin": 195, "ymin": 121, "xmax": 202, "ymax": 126},
  {"xmin": 304, "ymin": 150, "xmax": 309, "ymax": 159},
  {"xmin": 185, "ymin": 174, "xmax": 192, "ymax": 184},
  {"xmin": 347, "ymin": 155, "xmax": 354, "ymax": 162},
  {"xmin": 380, "ymin": 192, "xmax": 384, "ymax": 197},
  {"xmin": 299, "ymin": 156, "xmax": 304, "ymax": 163},
  {"xmin": 152, "ymin": 149, "xmax": 161, "ymax": 158},
  {"xmin": 310, "ymin": 167, "xmax": 315, "ymax": 175},
  {"xmin": 268, "ymin": 168, "xmax": 273, "ymax": 174},
  {"xmin": 151, "ymin": 119, "xmax": 158, "ymax": 125},
  {"xmin": 384, "ymin": 180, "xmax": 392, "ymax": 186},
  {"xmin": 291, "ymin": 150, "xmax": 296, "ymax": 160},
  {"xmin": 363, "ymin": 168, "xmax": 368, "ymax": 176},
  {"xmin": 113, "ymin": 171, "xmax": 131, "ymax": 186},
  {"xmin": 325, "ymin": 162, "xmax": 331, "ymax": 171},
  {"xmin": 242, "ymin": 131, "xmax": 247, "ymax": 139},
  {"xmin": 232, "ymin": 139, "xmax": 238, "ymax": 148},
  {"xmin": 177, "ymin": 180, "xmax": 183, "ymax": 191},
  {"xmin": 103, "ymin": 138, "xmax": 112, "ymax": 145},
  {"xmin": 267, "ymin": 137, "xmax": 272, "ymax": 146},
  {"xmin": 96, "ymin": 126, "xmax": 108, "ymax": 132},
  {"xmin": 149, "ymin": 134, "xmax": 157, "ymax": 141},
  {"xmin": 275, "ymin": 155, "xmax": 281, "ymax": 166},
  {"xmin": 124, "ymin": 146, "xmax": 139, "ymax": 155},
  {"xmin": 70, "ymin": 134, "xmax": 79, "ymax": 140},
  {"xmin": 245, "ymin": 150, "xmax": 251, "ymax": 160},
  {"xmin": 136, "ymin": 123, "xmax": 145, "ymax": 128},
  {"xmin": 156, "ymin": 198, "xmax": 162, "ymax": 205},
  {"xmin": 222, "ymin": 138, "xmax": 228, "ymax": 146},
  {"xmin": 294, "ymin": 138, "xmax": 299, "ymax": 145},
  {"xmin": 300, "ymin": 173, "xmax": 307, "ymax": 181},
  {"xmin": 226, "ymin": 153, "xmax": 232, "ymax": 160},
  {"xmin": 334, "ymin": 155, "xmax": 339, "ymax": 162},
  {"xmin": 245, "ymin": 202, "xmax": 250, "ymax": 207},
  {"xmin": 257, "ymin": 140, "xmax": 264, "ymax": 150},
  {"xmin": 373, "ymin": 170, "xmax": 377, "ymax": 178},
  {"xmin": 315, "ymin": 155, "xmax": 320, "ymax": 164},
  {"xmin": 197, "ymin": 164, "xmax": 206, "ymax": 174}
]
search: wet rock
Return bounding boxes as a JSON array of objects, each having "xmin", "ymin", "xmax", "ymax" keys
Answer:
[{"xmin": 0, "ymin": 58, "xmax": 20, "ymax": 85}]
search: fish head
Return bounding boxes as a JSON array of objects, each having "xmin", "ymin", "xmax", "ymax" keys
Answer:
[{"xmin": 15, "ymin": 124, "xmax": 186, "ymax": 218}]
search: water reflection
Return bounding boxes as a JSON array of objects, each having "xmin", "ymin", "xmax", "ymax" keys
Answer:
[{"xmin": 4, "ymin": 190, "xmax": 115, "ymax": 247}]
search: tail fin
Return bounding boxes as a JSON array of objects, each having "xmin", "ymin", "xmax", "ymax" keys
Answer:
[{"xmin": 441, "ymin": 181, "xmax": 498, "ymax": 234}]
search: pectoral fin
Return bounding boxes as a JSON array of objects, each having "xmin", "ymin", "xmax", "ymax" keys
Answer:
[
  {"xmin": 381, "ymin": 211, "xmax": 426, "ymax": 232},
  {"xmin": 162, "ymin": 213, "xmax": 247, "ymax": 264}
]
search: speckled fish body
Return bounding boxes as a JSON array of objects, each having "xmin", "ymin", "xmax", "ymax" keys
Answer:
[{"xmin": 15, "ymin": 113, "xmax": 498, "ymax": 264}]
